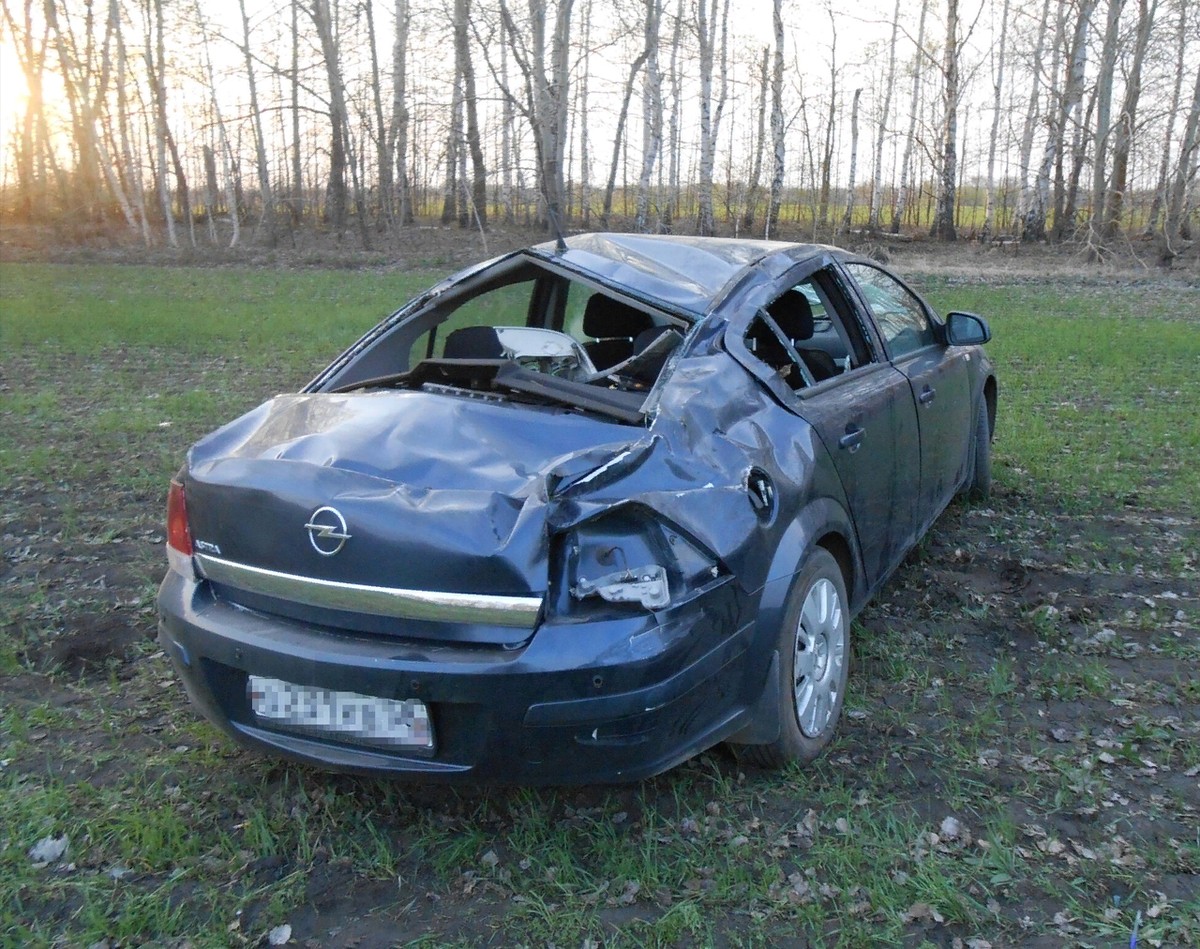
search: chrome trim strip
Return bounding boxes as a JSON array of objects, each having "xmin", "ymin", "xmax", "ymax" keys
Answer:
[{"xmin": 194, "ymin": 554, "xmax": 543, "ymax": 628}]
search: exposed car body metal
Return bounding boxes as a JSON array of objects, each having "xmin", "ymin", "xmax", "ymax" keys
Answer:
[{"xmin": 158, "ymin": 234, "xmax": 997, "ymax": 784}]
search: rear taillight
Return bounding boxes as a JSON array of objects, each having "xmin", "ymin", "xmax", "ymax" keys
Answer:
[{"xmin": 166, "ymin": 479, "xmax": 195, "ymax": 576}]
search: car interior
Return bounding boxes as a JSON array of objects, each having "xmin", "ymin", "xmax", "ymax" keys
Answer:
[{"xmin": 743, "ymin": 272, "xmax": 871, "ymax": 390}]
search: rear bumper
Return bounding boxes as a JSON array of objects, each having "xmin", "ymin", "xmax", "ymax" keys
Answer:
[{"xmin": 156, "ymin": 569, "xmax": 764, "ymax": 784}]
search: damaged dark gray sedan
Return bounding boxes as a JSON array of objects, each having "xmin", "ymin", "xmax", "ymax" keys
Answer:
[{"xmin": 157, "ymin": 234, "xmax": 997, "ymax": 784}]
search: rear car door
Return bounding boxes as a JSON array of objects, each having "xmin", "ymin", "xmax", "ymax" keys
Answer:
[
  {"xmin": 841, "ymin": 262, "xmax": 973, "ymax": 532},
  {"xmin": 729, "ymin": 264, "xmax": 922, "ymax": 589}
]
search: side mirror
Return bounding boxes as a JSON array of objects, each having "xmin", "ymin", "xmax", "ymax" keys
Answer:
[{"xmin": 945, "ymin": 311, "xmax": 992, "ymax": 345}]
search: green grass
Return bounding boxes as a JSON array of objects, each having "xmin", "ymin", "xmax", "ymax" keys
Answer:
[
  {"xmin": 922, "ymin": 282, "xmax": 1200, "ymax": 514},
  {"xmin": 0, "ymin": 262, "xmax": 436, "ymax": 360},
  {"xmin": 2, "ymin": 262, "xmax": 1198, "ymax": 946}
]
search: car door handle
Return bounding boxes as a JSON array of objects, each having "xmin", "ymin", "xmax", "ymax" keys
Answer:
[
  {"xmin": 839, "ymin": 426, "xmax": 865, "ymax": 453},
  {"xmin": 919, "ymin": 386, "xmax": 937, "ymax": 405}
]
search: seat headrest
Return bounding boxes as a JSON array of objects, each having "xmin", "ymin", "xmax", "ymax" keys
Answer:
[
  {"xmin": 766, "ymin": 290, "xmax": 815, "ymax": 341},
  {"xmin": 443, "ymin": 325, "xmax": 504, "ymax": 359},
  {"xmin": 583, "ymin": 294, "xmax": 654, "ymax": 339}
]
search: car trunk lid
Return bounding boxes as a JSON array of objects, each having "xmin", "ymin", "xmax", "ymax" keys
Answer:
[{"xmin": 183, "ymin": 391, "xmax": 637, "ymax": 643}]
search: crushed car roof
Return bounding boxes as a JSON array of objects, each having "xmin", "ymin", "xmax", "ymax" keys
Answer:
[{"xmin": 531, "ymin": 233, "xmax": 824, "ymax": 314}]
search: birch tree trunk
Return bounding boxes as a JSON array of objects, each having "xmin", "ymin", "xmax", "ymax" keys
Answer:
[
  {"xmin": 145, "ymin": 0, "xmax": 176, "ymax": 246},
  {"xmin": 311, "ymin": 0, "xmax": 349, "ymax": 231},
  {"xmin": 442, "ymin": 74, "xmax": 462, "ymax": 224},
  {"xmin": 664, "ymin": 0, "xmax": 683, "ymax": 230},
  {"xmin": 870, "ymin": 0, "xmax": 901, "ymax": 230},
  {"xmin": 1102, "ymin": 0, "xmax": 1156, "ymax": 242},
  {"xmin": 930, "ymin": 0, "xmax": 959, "ymax": 241},
  {"xmin": 1052, "ymin": 0, "xmax": 1096, "ymax": 240},
  {"xmin": 1015, "ymin": 0, "xmax": 1052, "ymax": 226},
  {"xmin": 455, "ymin": 0, "xmax": 488, "ymax": 227},
  {"xmin": 742, "ymin": 47, "xmax": 768, "ymax": 231},
  {"xmin": 695, "ymin": 0, "xmax": 729, "ymax": 236},
  {"xmin": 364, "ymin": 0, "xmax": 393, "ymax": 229},
  {"xmin": 893, "ymin": 0, "xmax": 928, "ymax": 232},
  {"xmin": 237, "ymin": 0, "xmax": 274, "ymax": 242},
  {"xmin": 499, "ymin": 13, "xmax": 514, "ymax": 223},
  {"xmin": 635, "ymin": 0, "xmax": 663, "ymax": 232},
  {"xmin": 767, "ymin": 0, "xmax": 784, "ymax": 237},
  {"xmin": 196, "ymin": 0, "xmax": 239, "ymax": 246},
  {"xmin": 983, "ymin": 0, "xmax": 1009, "ymax": 237},
  {"xmin": 842, "ymin": 88, "xmax": 862, "ymax": 232},
  {"xmin": 1087, "ymin": 0, "xmax": 1126, "ymax": 252},
  {"xmin": 818, "ymin": 10, "xmax": 838, "ymax": 230},
  {"xmin": 1144, "ymin": 3, "xmax": 1186, "ymax": 235},
  {"xmin": 1164, "ymin": 60, "xmax": 1200, "ymax": 247},
  {"xmin": 1024, "ymin": 0, "xmax": 1071, "ymax": 240},
  {"xmin": 601, "ymin": 48, "xmax": 649, "ymax": 223},
  {"xmin": 393, "ymin": 0, "xmax": 413, "ymax": 223},
  {"xmin": 578, "ymin": 0, "xmax": 591, "ymax": 226},
  {"xmin": 292, "ymin": 0, "xmax": 303, "ymax": 223},
  {"xmin": 114, "ymin": 0, "xmax": 149, "ymax": 242}
]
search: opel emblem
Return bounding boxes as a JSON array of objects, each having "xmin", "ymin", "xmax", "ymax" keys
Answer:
[{"xmin": 305, "ymin": 506, "xmax": 351, "ymax": 556}]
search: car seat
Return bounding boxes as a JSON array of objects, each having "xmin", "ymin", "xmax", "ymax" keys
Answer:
[
  {"xmin": 582, "ymin": 295, "xmax": 654, "ymax": 369},
  {"xmin": 766, "ymin": 291, "xmax": 840, "ymax": 382},
  {"xmin": 443, "ymin": 325, "xmax": 504, "ymax": 359}
]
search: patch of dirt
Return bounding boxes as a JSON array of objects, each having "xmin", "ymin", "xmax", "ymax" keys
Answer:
[{"xmin": 2, "ymin": 266, "xmax": 1196, "ymax": 947}]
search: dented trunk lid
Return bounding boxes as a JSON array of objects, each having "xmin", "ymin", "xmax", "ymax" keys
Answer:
[{"xmin": 183, "ymin": 390, "xmax": 637, "ymax": 643}]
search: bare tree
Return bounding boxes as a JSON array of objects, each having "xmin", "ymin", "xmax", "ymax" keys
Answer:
[
  {"xmin": 1087, "ymin": 0, "xmax": 1127, "ymax": 253},
  {"xmin": 741, "ymin": 47, "xmax": 768, "ymax": 231},
  {"xmin": 982, "ymin": 0, "xmax": 1009, "ymax": 237},
  {"xmin": 695, "ymin": 0, "xmax": 730, "ymax": 235},
  {"xmin": 1164, "ymin": 58, "xmax": 1200, "ymax": 248},
  {"xmin": 635, "ymin": 0, "xmax": 663, "ymax": 232},
  {"xmin": 842, "ymin": 87, "xmax": 862, "ymax": 232},
  {"xmin": 237, "ymin": 0, "xmax": 274, "ymax": 241},
  {"xmin": 1102, "ymin": 0, "xmax": 1157, "ymax": 243},
  {"xmin": 601, "ymin": 44, "xmax": 649, "ymax": 224},
  {"xmin": 818, "ymin": 8, "xmax": 838, "ymax": 230},
  {"xmin": 311, "ymin": 0, "xmax": 351, "ymax": 231},
  {"xmin": 893, "ymin": 0, "xmax": 929, "ymax": 232},
  {"xmin": 1144, "ymin": 1, "xmax": 1187, "ymax": 234},
  {"xmin": 196, "ymin": 1, "xmax": 239, "ymax": 246},
  {"xmin": 577, "ymin": 0, "xmax": 592, "ymax": 226},
  {"xmin": 392, "ymin": 0, "xmax": 414, "ymax": 224},
  {"xmin": 664, "ymin": 0, "xmax": 683, "ymax": 229},
  {"xmin": 870, "ymin": 0, "xmax": 902, "ymax": 230},
  {"xmin": 455, "ymin": 0, "xmax": 488, "ymax": 227},
  {"xmin": 767, "ymin": 0, "xmax": 784, "ymax": 236},
  {"xmin": 364, "ymin": 0, "xmax": 393, "ymax": 228},
  {"xmin": 496, "ymin": 0, "xmax": 574, "ymax": 225},
  {"xmin": 930, "ymin": 0, "xmax": 959, "ymax": 241},
  {"xmin": 1014, "ymin": 0, "xmax": 1052, "ymax": 227}
]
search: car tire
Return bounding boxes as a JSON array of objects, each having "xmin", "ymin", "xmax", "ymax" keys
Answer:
[
  {"xmin": 743, "ymin": 548, "xmax": 849, "ymax": 770},
  {"xmin": 968, "ymin": 398, "xmax": 992, "ymax": 500}
]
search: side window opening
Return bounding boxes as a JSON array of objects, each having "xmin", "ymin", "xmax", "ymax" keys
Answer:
[
  {"xmin": 751, "ymin": 269, "xmax": 877, "ymax": 391},
  {"xmin": 743, "ymin": 313, "xmax": 811, "ymax": 389}
]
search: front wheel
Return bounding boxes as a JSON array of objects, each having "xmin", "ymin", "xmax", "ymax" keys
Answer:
[
  {"xmin": 743, "ymin": 548, "xmax": 850, "ymax": 769},
  {"xmin": 968, "ymin": 398, "xmax": 992, "ymax": 500}
]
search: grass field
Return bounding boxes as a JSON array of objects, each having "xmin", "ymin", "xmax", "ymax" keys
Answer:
[{"xmin": 1, "ymin": 262, "xmax": 1197, "ymax": 947}]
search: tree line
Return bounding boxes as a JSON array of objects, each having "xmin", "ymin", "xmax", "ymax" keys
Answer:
[{"xmin": 1, "ymin": 0, "xmax": 1198, "ymax": 257}]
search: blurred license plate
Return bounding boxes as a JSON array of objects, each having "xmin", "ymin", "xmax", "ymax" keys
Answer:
[{"xmin": 248, "ymin": 676, "xmax": 434, "ymax": 751}]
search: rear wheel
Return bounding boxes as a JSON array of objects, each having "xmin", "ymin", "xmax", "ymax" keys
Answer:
[
  {"xmin": 743, "ymin": 548, "xmax": 849, "ymax": 769},
  {"xmin": 968, "ymin": 398, "xmax": 992, "ymax": 500}
]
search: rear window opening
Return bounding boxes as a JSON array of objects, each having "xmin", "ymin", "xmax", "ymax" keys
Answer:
[{"xmin": 321, "ymin": 259, "xmax": 687, "ymax": 423}]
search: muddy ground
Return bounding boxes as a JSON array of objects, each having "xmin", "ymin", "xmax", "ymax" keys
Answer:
[{"xmin": 1, "ymin": 229, "xmax": 1197, "ymax": 947}]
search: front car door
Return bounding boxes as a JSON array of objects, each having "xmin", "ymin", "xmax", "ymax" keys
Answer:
[
  {"xmin": 726, "ymin": 261, "xmax": 922, "ymax": 591},
  {"xmin": 840, "ymin": 262, "xmax": 973, "ymax": 534}
]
